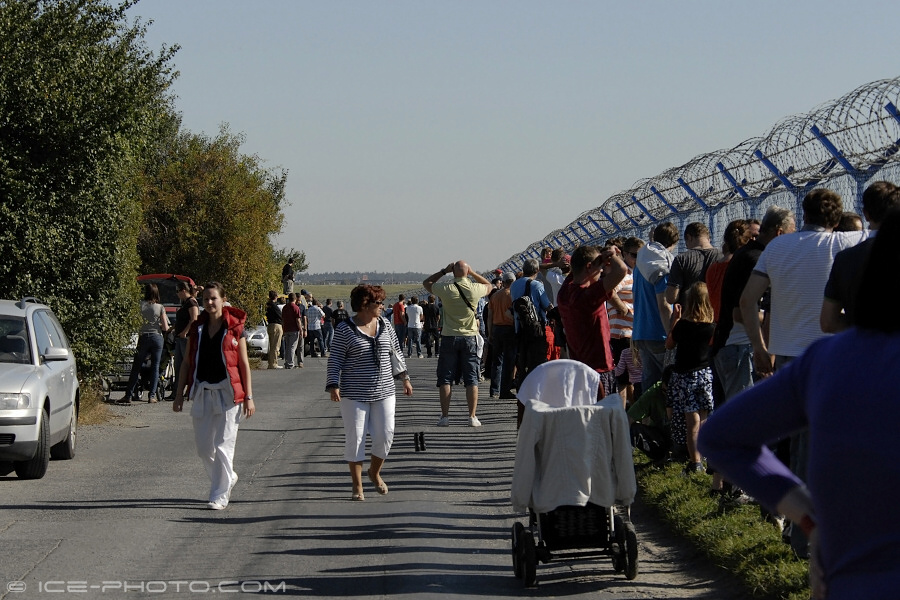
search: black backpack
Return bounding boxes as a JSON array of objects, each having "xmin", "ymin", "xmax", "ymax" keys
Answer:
[{"xmin": 512, "ymin": 279, "xmax": 544, "ymax": 339}]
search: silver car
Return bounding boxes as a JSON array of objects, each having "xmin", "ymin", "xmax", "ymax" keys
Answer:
[
  {"xmin": 246, "ymin": 320, "xmax": 269, "ymax": 356},
  {"xmin": 0, "ymin": 298, "xmax": 79, "ymax": 479}
]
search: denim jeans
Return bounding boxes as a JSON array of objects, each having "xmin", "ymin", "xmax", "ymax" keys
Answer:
[
  {"xmin": 634, "ymin": 339, "xmax": 666, "ymax": 392},
  {"xmin": 490, "ymin": 324, "xmax": 516, "ymax": 397},
  {"xmin": 307, "ymin": 328, "xmax": 325, "ymax": 357},
  {"xmin": 322, "ymin": 322, "xmax": 334, "ymax": 352},
  {"xmin": 127, "ymin": 332, "xmax": 164, "ymax": 399},
  {"xmin": 406, "ymin": 327, "xmax": 423, "ymax": 356},
  {"xmin": 393, "ymin": 323, "xmax": 407, "ymax": 353}
]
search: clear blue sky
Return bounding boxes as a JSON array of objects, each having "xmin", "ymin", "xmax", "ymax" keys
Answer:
[{"xmin": 130, "ymin": 0, "xmax": 897, "ymax": 274}]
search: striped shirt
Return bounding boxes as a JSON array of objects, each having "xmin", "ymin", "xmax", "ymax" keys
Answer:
[
  {"xmin": 325, "ymin": 317, "xmax": 405, "ymax": 402},
  {"xmin": 607, "ymin": 270, "xmax": 634, "ymax": 339},
  {"xmin": 614, "ymin": 347, "xmax": 642, "ymax": 384}
]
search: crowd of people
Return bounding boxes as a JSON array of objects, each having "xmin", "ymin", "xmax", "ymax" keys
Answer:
[{"xmin": 118, "ymin": 184, "xmax": 900, "ymax": 593}]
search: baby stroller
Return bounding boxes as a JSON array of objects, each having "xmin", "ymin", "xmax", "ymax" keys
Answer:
[{"xmin": 510, "ymin": 360, "xmax": 639, "ymax": 587}]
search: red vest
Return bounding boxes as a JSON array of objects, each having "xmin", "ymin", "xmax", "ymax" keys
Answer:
[{"xmin": 185, "ymin": 306, "xmax": 248, "ymax": 402}]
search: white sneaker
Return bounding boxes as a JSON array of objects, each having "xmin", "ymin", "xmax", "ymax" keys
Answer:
[
  {"xmin": 469, "ymin": 416, "xmax": 482, "ymax": 427},
  {"xmin": 272, "ymin": 365, "xmax": 283, "ymax": 369},
  {"xmin": 227, "ymin": 473, "xmax": 238, "ymax": 501},
  {"xmin": 207, "ymin": 500, "xmax": 227, "ymax": 510},
  {"xmin": 436, "ymin": 416, "xmax": 450, "ymax": 427}
]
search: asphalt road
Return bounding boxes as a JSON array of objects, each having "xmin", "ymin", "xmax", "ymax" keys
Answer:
[{"xmin": 0, "ymin": 355, "xmax": 749, "ymax": 599}]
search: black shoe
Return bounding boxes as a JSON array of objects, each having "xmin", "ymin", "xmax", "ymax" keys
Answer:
[
  {"xmin": 414, "ymin": 433, "xmax": 421, "ymax": 452},
  {"xmin": 418, "ymin": 432, "xmax": 426, "ymax": 451}
]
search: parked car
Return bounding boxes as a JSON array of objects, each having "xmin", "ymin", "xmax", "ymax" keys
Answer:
[
  {"xmin": 246, "ymin": 320, "xmax": 269, "ymax": 356},
  {"xmin": 0, "ymin": 298, "xmax": 79, "ymax": 479}
]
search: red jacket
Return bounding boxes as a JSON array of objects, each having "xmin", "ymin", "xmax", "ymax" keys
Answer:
[{"xmin": 185, "ymin": 306, "xmax": 248, "ymax": 403}]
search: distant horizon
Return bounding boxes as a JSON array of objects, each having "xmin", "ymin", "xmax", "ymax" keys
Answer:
[{"xmin": 132, "ymin": 1, "xmax": 899, "ymax": 272}]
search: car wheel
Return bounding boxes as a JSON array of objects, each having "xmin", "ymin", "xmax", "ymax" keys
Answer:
[
  {"xmin": 14, "ymin": 410, "xmax": 50, "ymax": 479},
  {"xmin": 51, "ymin": 405, "xmax": 77, "ymax": 460}
]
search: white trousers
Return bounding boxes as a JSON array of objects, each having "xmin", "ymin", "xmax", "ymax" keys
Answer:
[
  {"xmin": 340, "ymin": 396, "xmax": 395, "ymax": 463},
  {"xmin": 191, "ymin": 381, "xmax": 242, "ymax": 504}
]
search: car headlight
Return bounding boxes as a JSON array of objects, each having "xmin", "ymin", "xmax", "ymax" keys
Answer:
[{"xmin": 0, "ymin": 393, "xmax": 32, "ymax": 410}]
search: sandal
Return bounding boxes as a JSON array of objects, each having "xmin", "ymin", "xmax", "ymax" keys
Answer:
[{"xmin": 367, "ymin": 468, "xmax": 388, "ymax": 495}]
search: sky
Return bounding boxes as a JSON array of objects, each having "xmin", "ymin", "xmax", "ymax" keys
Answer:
[{"xmin": 129, "ymin": 0, "xmax": 898, "ymax": 274}]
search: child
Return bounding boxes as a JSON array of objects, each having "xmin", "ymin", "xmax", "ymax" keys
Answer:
[
  {"xmin": 614, "ymin": 341, "xmax": 642, "ymax": 407},
  {"xmin": 627, "ymin": 366, "xmax": 671, "ymax": 463},
  {"xmin": 665, "ymin": 281, "xmax": 716, "ymax": 475}
]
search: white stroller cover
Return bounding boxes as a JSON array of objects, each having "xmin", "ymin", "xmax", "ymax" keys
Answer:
[
  {"xmin": 511, "ymin": 361, "xmax": 637, "ymax": 514},
  {"xmin": 515, "ymin": 359, "xmax": 605, "ymax": 407}
]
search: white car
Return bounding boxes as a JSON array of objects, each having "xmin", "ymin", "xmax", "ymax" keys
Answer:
[
  {"xmin": 0, "ymin": 298, "xmax": 79, "ymax": 479},
  {"xmin": 246, "ymin": 320, "xmax": 269, "ymax": 356}
]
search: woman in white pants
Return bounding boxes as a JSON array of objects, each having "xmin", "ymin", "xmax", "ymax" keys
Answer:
[
  {"xmin": 326, "ymin": 284, "xmax": 413, "ymax": 501},
  {"xmin": 173, "ymin": 282, "xmax": 255, "ymax": 510}
]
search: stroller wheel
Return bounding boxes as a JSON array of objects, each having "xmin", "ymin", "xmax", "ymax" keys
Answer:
[
  {"xmin": 522, "ymin": 531, "xmax": 537, "ymax": 587},
  {"xmin": 624, "ymin": 521, "xmax": 638, "ymax": 580},
  {"xmin": 612, "ymin": 514, "xmax": 627, "ymax": 573},
  {"xmin": 511, "ymin": 522, "xmax": 525, "ymax": 578}
]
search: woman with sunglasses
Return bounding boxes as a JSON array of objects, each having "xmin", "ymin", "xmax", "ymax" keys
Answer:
[{"xmin": 326, "ymin": 284, "xmax": 413, "ymax": 501}]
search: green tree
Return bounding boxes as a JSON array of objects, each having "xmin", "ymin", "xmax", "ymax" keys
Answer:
[
  {"xmin": 138, "ymin": 127, "xmax": 288, "ymax": 324},
  {"xmin": 0, "ymin": 0, "xmax": 178, "ymax": 375}
]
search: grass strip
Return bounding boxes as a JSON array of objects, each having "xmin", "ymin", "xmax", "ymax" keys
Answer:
[{"xmin": 634, "ymin": 453, "xmax": 810, "ymax": 600}]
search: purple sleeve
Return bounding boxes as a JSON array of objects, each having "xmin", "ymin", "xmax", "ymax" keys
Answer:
[{"xmin": 698, "ymin": 356, "xmax": 808, "ymax": 512}]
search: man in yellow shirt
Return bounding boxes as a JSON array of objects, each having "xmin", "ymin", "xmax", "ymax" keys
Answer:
[{"xmin": 424, "ymin": 261, "xmax": 492, "ymax": 427}]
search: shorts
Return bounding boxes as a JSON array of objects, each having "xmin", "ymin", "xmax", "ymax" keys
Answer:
[{"xmin": 436, "ymin": 336, "xmax": 480, "ymax": 387}]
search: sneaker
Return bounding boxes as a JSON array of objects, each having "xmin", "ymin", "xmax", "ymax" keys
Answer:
[
  {"xmin": 207, "ymin": 500, "xmax": 227, "ymax": 510},
  {"xmin": 226, "ymin": 473, "xmax": 238, "ymax": 502},
  {"xmin": 469, "ymin": 416, "xmax": 482, "ymax": 427},
  {"xmin": 436, "ymin": 416, "xmax": 450, "ymax": 427},
  {"xmin": 272, "ymin": 365, "xmax": 283, "ymax": 369},
  {"xmin": 115, "ymin": 396, "xmax": 133, "ymax": 405},
  {"xmin": 417, "ymin": 354, "xmax": 423, "ymax": 359}
]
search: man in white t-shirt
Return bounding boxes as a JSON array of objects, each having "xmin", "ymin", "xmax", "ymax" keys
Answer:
[
  {"xmin": 739, "ymin": 188, "xmax": 865, "ymax": 557},
  {"xmin": 405, "ymin": 296, "xmax": 424, "ymax": 358}
]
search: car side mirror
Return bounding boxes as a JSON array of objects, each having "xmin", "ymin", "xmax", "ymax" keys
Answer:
[{"xmin": 42, "ymin": 347, "xmax": 71, "ymax": 362}]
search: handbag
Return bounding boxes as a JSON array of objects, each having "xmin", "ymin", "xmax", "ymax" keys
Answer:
[
  {"xmin": 382, "ymin": 317, "xmax": 409, "ymax": 379},
  {"xmin": 389, "ymin": 346, "xmax": 407, "ymax": 379}
]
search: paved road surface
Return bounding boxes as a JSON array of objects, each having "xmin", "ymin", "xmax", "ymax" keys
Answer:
[{"xmin": 0, "ymin": 355, "xmax": 750, "ymax": 599}]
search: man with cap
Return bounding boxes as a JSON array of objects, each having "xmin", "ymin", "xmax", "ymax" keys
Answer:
[{"xmin": 488, "ymin": 271, "xmax": 517, "ymax": 399}]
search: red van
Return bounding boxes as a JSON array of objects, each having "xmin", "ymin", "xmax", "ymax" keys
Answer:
[{"xmin": 136, "ymin": 274, "xmax": 196, "ymax": 319}]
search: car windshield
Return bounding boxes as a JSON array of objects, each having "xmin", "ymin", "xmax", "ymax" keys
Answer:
[
  {"xmin": 140, "ymin": 278, "xmax": 183, "ymax": 308},
  {"xmin": 0, "ymin": 317, "xmax": 31, "ymax": 364}
]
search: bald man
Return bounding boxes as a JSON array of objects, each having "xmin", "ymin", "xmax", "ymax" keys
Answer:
[{"xmin": 424, "ymin": 261, "xmax": 493, "ymax": 427}]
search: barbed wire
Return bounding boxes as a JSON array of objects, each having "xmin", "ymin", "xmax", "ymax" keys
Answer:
[{"xmin": 499, "ymin": 76, "xmax": 900, "ymax": 272}]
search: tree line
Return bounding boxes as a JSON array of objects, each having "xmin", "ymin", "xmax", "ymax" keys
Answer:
[{"xmin": 0, "ymin": 0, "xmax": 302, "ymax": 377}]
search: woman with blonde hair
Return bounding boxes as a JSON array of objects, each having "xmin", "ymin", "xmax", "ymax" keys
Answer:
[{"xmin": 665, "ymin": 281, "xmax": 716, "ymax": 474}]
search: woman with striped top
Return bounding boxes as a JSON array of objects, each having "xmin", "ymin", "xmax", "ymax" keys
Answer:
[{"xmin": 326, "ymin": 284, "xmax": 413, "ymax": 501}]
